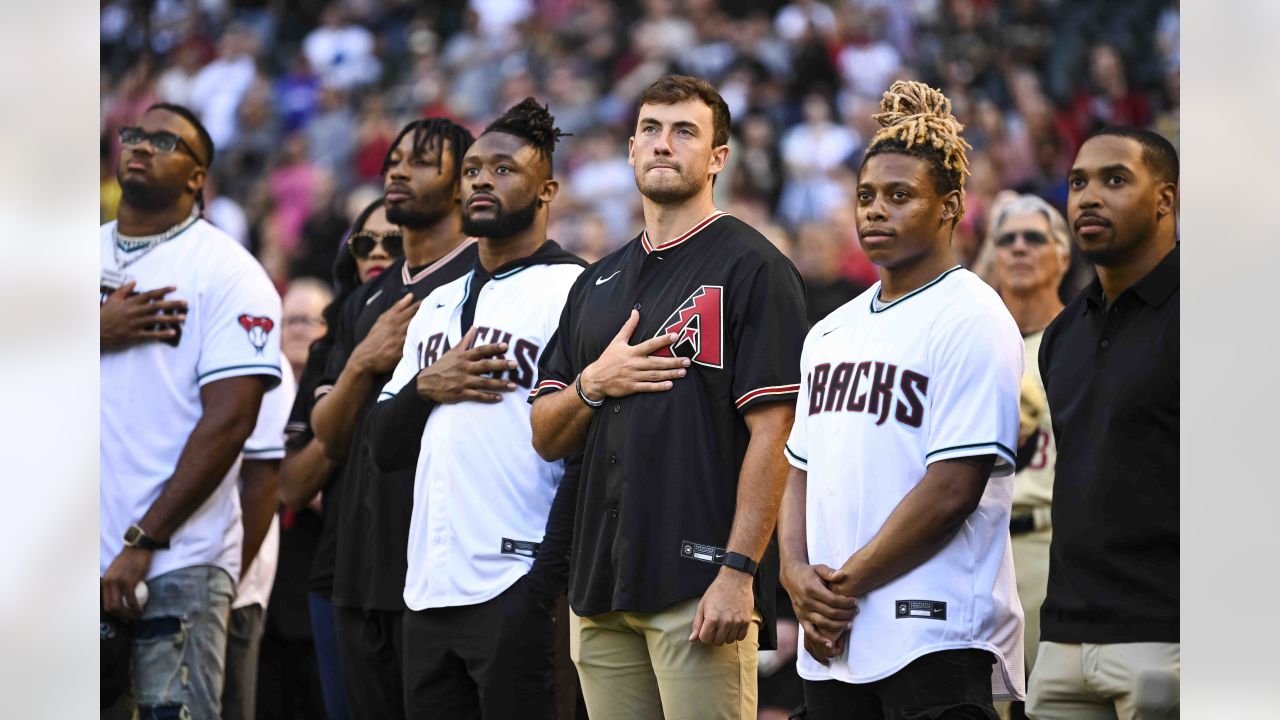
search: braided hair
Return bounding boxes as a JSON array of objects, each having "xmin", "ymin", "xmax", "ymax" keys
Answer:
[
  {"xmin": 482, "ymin": 97, "xmax": 568, "ymax": 173},
  {"xmin": 381, "ymin": 117, "xmax": 476, "ymax": 182},
  {"xmin": 863, "ymin": 81, "xmax": 973, "ymax": 218}
]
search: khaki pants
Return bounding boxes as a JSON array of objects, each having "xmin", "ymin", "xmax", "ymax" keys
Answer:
[
  {"xmin": 1013, "ymin": 525, "xmax": 1052, "ymax": 673},
  {"xmin": 1027, "ymin": 641, "xmax": 1179, "ymax": 720},
  {"xmin": 569, "ymin": 596, "xmax": 760, "ymax": 720}
]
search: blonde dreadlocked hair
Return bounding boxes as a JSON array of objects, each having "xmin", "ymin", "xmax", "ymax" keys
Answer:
[{"xmin": 864, "ymin": 80, "xmax": 973, "ymax": 218}]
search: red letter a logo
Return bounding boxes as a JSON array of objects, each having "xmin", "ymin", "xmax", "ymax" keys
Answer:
[{"xmin": 652, "ymin": 285, "xmax": 723, "ymax": 369}]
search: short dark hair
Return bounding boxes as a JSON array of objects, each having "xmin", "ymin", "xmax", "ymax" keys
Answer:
[
  {"xmin": 146, "ymin": 102, "xmax": 214, "ymax": 167},
  {"xmin": 1084, "ymin": 126, "xmax": 1179, "ymax": 185},
  {"xmin": 636, "ymin": 75, "xmax": 731, "ymax": 148},
  {"xmin": 482, "ymin": 97, "xmax": 567, "ymax": 174},
  {"xmin": 382, "ymin": 117, "xmax": 477, "ymax": 182}
]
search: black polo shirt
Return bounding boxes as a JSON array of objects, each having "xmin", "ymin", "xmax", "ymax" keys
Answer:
[
  {"xmin": 1038, "ymin": 244, "xmax": 1179, "ymax": 644},
  {"xmin": 321, "ymin": 245, "xmax": 479, "ymax": 611},
  {"xmin": 534, "ymin": 212, "xmax": 808, "ymax": 650},
  {"xmin": 286, "ymin": 338, "xmax": 343, "ymax": 598}
]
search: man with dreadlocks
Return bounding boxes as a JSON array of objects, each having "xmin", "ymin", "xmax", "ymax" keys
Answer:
[
  {"xmin": 309, "ymin": 116, "xmax": 477, "ymax": 719},
  {"xmin": 778, "ymin": 80, "xmax": 1026, "ymax": 719},
  {"xmin": 100, "ymin": 102, "xmax": 282, "ymax": 717},
  {"xmin": 365, "ymin": 96, "xmax": 585, "ymax": 720}
]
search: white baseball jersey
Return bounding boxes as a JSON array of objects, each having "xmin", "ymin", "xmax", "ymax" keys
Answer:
[
  {"xmin": 785, "ymin": 266, "xmax": 1026, "ymax": 700},
  {"xmin": 100, "ymin": 218, "xmax": 282, "ymax": 583},
  {"xmin": 232, "ymin": 362, "xmax": 295, "ymax": 611},
  {"xmin": 379, "ymin": 245, "xmax": 584, "ymax": 610}
]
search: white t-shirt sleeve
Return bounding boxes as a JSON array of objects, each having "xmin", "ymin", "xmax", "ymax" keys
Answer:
[
  {"xmin": 196, "ymin": 258, "xmax": 283, "ymax": 389},
  {"xmin": 924, "ymin": 309, "xmax": 1022, "ymax": 476},
  {"xmin": 784, "ymin": 333, "xmax": 813, "ymax": 471},
  {"xmin": 244, "ymin": 364, "xmax": 294, "ymax": 460}
]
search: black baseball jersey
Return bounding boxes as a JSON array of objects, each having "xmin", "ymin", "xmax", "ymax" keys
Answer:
[
  {"xmin": 323, "ymin": 241, "xmax": 479, "ymax": 611},
  {"xmin": 533, "ymin": 212, "xmax": 808, "ymax": 649},
  {"xmin": 287, "ymin": 338, "xmax": 344, "ymax": 597}
]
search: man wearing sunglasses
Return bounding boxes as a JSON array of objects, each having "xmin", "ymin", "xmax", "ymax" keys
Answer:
[
  {"xmin": 987, "ymin": 194, "xmax": 1071, "ymax": 719},
  {"xmin": 101, "ymin": 103, "xmax": 283, "ymax": 719},
  {"xmin": 309, "ymin": 117, "xmax": 478, "ymax": 719}
]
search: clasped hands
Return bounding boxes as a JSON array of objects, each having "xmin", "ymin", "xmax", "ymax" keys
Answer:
[{"xmin": 781, "ymin": 561, "xmax": 861, "ymax": 665}]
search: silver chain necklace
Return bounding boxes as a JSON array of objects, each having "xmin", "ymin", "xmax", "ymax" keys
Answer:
[{"xmin": 112, "ymin": 210, "xmax": 200, "ymax": 271}]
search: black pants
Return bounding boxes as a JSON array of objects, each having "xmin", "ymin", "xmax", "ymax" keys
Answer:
[
  {"xmin": 402, "ymin": 577, "xmax": 555, "ymax": 720},
  {"xmin": 801, "ymin": 649, "xmax": 999, "ymax": 720},
  {"xmin": 335, "ymin": 606, "xmax": 405, "ymax": 720}
]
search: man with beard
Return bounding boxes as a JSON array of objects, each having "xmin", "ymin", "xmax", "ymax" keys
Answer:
[
  {"xmin": 100, "ymin": 103, "xmax": 282, "ymax": 718},
  {"xmin": 529, "ymin": 75, "xmax": 808, "ymax": 720},
  {"xmin": 364, "ymin": 98, "xmax": 585, "ymax": 720},
  {"xmin": 1028, "ymin": 127, "xmax": 1180, "ymax": 720},
  {"xmin": 309, "ymin": 117, "xmax": 477, "ymax": 720}
]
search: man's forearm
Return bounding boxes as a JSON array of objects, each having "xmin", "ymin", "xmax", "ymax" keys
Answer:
[
  {"xmin": 311, "ymin": 359, "xmax": 375, "ymax": 463},
  {"xmin": 138, "ymin": 377, "xmax": 266, "ymax": 541},
  {"xmin": 776, "ymin": 466, "xmax": 809, "ymax": 570},
  {"xmin": 836, "ymin": 456, "xmax": 993, "ymax": 596},
  {"xmin": 279, "ymin": 439, "xmax": 332, "ymax": 510},
  {"xmin": 530, "ymin": 383, "xmax": 594, "ymax": 461},
  {"xmin": 725, "ymin": 403, "xmax": 794, "ymax": 563},
  {"xmin": 239, "ymin": 458, "xmax": 280, "ymax": 573}
]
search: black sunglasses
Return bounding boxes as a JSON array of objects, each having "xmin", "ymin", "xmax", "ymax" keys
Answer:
[
  {"xmin": 348, "ymin": 231, "xmax": 404, "ymax": 259},
  {"xmin": 994, "ymin": 230, "xmax": 1050, "ymax": 248},
  {"xmin": 119, "ymin": 126, "xmax": 207, "ymax": 166}
]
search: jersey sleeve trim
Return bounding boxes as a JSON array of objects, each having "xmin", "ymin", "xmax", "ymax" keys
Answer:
[
  {"xmin": 377, "ymin": 390, "xmax": 395, "ymax": 402},
  {"xmin": 528, "ymin": 378, "xmax": 568, "ymax": 401},
  {"xmin": 198, "ymin": 364, "xmax": 283, "ymax": 387},
  {"xmin": 285, "ymin": 421, "xmax": 308, "ymax": 434},
  {"xmin": 243, "ymin": 446, "xmax": 286, "ymax": 459},
  {"xmin": 784, "ymin": 444, "xmax": 808, "ymax": 470},
  {"xmin": 735, "ymin": 383, "xmax": 801, "ymax": 410},
  {"xmin": 926, "ymin": 441, "xmax": 1016, "ymax": 475}
]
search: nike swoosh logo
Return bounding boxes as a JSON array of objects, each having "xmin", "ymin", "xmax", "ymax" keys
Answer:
[
  {"xmin": 595, "ymin": 271, "xmax": 621, "ymax": 285},
  {"xmin": 436, "ymin": 303, "xmax": 446, "ymax": 308}
]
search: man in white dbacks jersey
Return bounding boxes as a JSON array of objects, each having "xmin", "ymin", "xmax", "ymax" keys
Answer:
[
  {"xmin": 778, "ymin": 82, "xmax": 1024, "ymax": 720},
  {"xmin": 365, "ymin": 99, "xmax": 584, "ymax": 720},
  {"xmin": 100, "ymin": 103, "xmax": 282, "ymax": 719}
]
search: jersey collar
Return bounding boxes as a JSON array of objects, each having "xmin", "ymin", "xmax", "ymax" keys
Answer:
[
  {"xmin": 402, "ymin": 237, "xmax": 479, "ymax": 286},
  {"xmin": 869, "ymin": 265, "xmax": 963, "ymax": 314},
  {"xmin": 640, "ymin": 210, "xmax": 729, "ymax": 254}
]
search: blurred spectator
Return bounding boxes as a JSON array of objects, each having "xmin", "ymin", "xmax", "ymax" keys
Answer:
[
  {"xmin": 835, "ymin": 5, "xmax": 903, "ymax": 101},
  {"xmin": 774, "ymin": 0, "xmax": 837, "ymax": 44},
  {"xmin": 777, "ymin": 93, "xmax": 858, "ymax": 227},
  {"xmin": 205, "ymin": 169, "xmax": 251, "ymax": 249},
  {"xmin": 353, "ymin": 94, "xmax": 398, "ymax": 183},
  {"xmin": 276, "ymin": 52, "xmax": 322, "ymax": 135},
  {"xmin": 303, "ymin": 3, "xmax": 381, "ymax": 91},
  {"xmin": 306, "ymin": 85, "xmax": 358, "ymax": 189},
  {"xmin": 568, "ymin": 129, "xmax": 638, "ymax": 244},
  {"xmin": 290, "ymin": 173, "xmax": 351, "ymax": 282},
  {"xmin": 1061, "ymin": 43, "xmax": 1152, "ymax": 149},
  {"xmin": 792, "ymin": 221, "xmax": 869, "ymax": 326},
  {"xmin": 188, "ymin": 24, "xmax": 259, "ymax": 149},
  {"xmin": 728, "ymin": 113, "xmax": 784, "ymax": 210}
]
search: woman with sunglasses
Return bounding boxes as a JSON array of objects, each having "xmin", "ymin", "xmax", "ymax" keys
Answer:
[
  {"xmin": 276, "ymin": 197, "xmax": 400, "ymax": 720},
  {"xmin": 986, "ymin": 193, "xmax": 1071, "ymax": 719}
]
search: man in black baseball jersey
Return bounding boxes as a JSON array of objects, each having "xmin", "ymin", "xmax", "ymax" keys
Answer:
[
  {"xmin": 309, "ymin": 117, "xmax": 477, "ymax": 720},
  {"xmin": 530, "ymin": 75, "xmax": 807, "ymax": 720}
]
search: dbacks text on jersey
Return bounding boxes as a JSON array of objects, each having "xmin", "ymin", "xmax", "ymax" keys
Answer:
[
  {"xmin": 652, "ymin": 285, "xmax": 723, "ymax": 369},
  {"xmin": 808, "ymin": 360, "xmax": 929, "ymax": 428},
  {"xmin": 416, "ymin": 326, "xmax": 541, "ymax": 389}
]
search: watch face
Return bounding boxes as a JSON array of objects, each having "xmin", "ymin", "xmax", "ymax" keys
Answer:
[{"xmin": 124, "ymin": 525, "xmax": 141, "ymax": 546}]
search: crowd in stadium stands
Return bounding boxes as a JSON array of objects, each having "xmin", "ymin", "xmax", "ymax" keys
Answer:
[
  {"xmin": 100, "ymin": 1, "xmax": 1179, "ymax": 719},
  {"xmin": 102, "ymin": 0, "xmax": 1178, "ymax": 295}
]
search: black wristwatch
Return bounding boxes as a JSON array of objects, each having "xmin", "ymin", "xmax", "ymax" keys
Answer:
[
  {"xmin": 123, "ymin": 523, "xmax": 169, "ymax": 551},
  {"xmin": 722, "ymin": 551, "xmax": 758, "ymax": 576}
]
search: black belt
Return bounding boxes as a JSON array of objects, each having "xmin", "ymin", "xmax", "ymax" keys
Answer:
[{"xmin": 1009, "ymin": 512, "xmax": 1036, "ymax": 535}]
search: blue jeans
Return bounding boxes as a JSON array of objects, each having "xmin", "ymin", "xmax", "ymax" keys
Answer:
[
  {"xmin": 308, "ymin": 592, "xmax": 351, "ymax": 720},
  {"xmin": 105, "ymin": 565, "xmax": 235, "ymax": 719}
]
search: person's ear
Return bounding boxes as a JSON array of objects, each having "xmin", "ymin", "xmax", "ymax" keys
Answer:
[
  {"xmin": 940, "ymin": 189, "xmax": 963, "ymax": 224},
  {"xmin": 539, "ymin": 178, "xmax": 560, "ymax": 206},
  {"xmin": 708, "ymin": 144, "xmax": 730, "ymax": 177},
  {"xmin": 1155, "ymin": 181, "xmax": 1178, "ymax": 220}
]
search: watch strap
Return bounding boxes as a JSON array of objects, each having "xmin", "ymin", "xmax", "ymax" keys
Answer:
[
  {"xmin": 722, "ymin": 551, "xmax": 758, "ymax": 575},
  {"xmin": 125, "ymin": 523, "xmax": 170, "ymax": 551}
]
